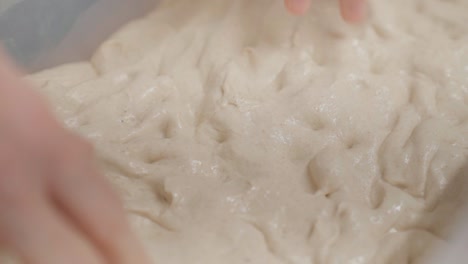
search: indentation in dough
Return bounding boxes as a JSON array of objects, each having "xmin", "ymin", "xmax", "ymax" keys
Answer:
[
  {"xmin": 378, "ymin": 108, "xmax": 437, "ymax": 198},
  {"xmin": 197, "ymin": 118, "xmax": 232, "ymax": 144},
  {"xmin": 327, "ymin": 30, "xmax": 346, "ymax": 40},
  {"xmin": 149, "ymin": 179, "xmax": 175, "ymax": 206},
  {"xmin": 307, "ymin": 148, "xmax": 341, "ymax": 195},
  {"xmin": 160, "ymin": 116, "xmax": 178, "ymax": 139},
  {"xmin": 302, "ymin": 113, "xmax": 327, "ymax": 131},
  {"xmin": 306, "ymin": 221, "xmax": 317, "ymax": 240},
  {"xmin": 344, "ymin": 136, "xmax": 360, "ymax": 150},
  {"xmin": 371, "ymin": 23, "xmax": 392, "ymax": 40},
  {"xmin": 211, "ymin": 125, "xmax": 231, "ymax": 144},
  {"xmin": 142, "ymin": 149, "xmax": 173, "ymax": 164},
  {"xmin": 407, "ymin": 81, "xmax": 417, "ymax": 106},
  {"xmin": 300, "ymin": 167, "xmax": 318, "ymax": 194},
  {"xmin": 128, "ymin": 209, "xmax": 175, "ymax": 232},
  {"xmin": 273, "ymin": 67, "xmax": 287, "ymax": 92},
  {"xmin": 337, "ymin": 205, "xmax": 351, "ymax": 234},
  {"xmin": 368, "ymin": 180, "xmax": 386, "ymax": 209},
  {"xmin": 243, "ymin": 47, "xmax": 257, "ymax": 68},
  {"xmin": 247, "ymin": 221, "xmax": 283, "ymax": 261}
]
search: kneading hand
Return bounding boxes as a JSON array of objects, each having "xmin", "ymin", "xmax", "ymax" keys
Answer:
[
  {"xmin": 0, "ymin": 51, "xmax": 151, "ymax": 264},
  {"xmin": 285, "ymin": 0, "xmax": 367, "ymax": 22}
]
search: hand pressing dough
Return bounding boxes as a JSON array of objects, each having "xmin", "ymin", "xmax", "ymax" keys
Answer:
[{"xmin": 27, "ymin": 0, "xmax": 468, "ymax": 263}]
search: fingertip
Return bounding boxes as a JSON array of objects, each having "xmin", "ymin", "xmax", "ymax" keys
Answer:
[
  {"xmin": 340, "ymin": 0, "xmax": 367, "ymax": 24},
  {"xmin": 285, "ymin": 0, "xmax": 311, "ymax": 16}
]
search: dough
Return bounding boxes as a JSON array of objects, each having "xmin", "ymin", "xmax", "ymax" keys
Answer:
[{"xmin": 27, "ymin": 0, "xmax": 468, "ymax": 263}]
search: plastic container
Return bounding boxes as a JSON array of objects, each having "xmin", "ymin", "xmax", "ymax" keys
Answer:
[{"xmin": 0, "ymin": 0, "xmax": 157, "ymax": 72}]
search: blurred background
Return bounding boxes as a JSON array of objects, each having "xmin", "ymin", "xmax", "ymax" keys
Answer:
[{"xmin": 0, "ymin": 0, "xmax": 156, "ymax": 72}]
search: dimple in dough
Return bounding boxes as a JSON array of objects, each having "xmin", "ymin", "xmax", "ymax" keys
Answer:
[{"xmin": 26, "ymin": 0, "xmax": 468, "ymax": 263}]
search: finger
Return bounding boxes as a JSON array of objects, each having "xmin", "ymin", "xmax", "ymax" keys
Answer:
[
  {"xmin": 284, "ymin": 0, "xmax": 311, "ymax": 15},
  {"xmin": 50, "ymin": 140, "xmax": 152, "ymax": 264},
  {"xmin": 0, "ymin": 48, "xmax": 60, "ymax": 143},
  {"xmin": 0, "ymin": 192, "xmax": 104, "ymax": 264},
  {"xmin": 339, "ymin": 0, "xmax": 367, "ymax": 23}
]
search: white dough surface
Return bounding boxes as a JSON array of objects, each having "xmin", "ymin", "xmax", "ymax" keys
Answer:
[{"xmin": 23, "ymin": 0, "xmax": 468, "ymax": 263}]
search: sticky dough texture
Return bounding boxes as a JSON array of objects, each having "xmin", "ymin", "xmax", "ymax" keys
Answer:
[{"xmin": 26, "ymin": 0, "xmax": 468, "ymax": 263}]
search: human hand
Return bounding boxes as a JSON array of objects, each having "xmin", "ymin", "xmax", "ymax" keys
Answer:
[
  {"xmin": 0, "ymin": 52, "xmax": 151, "ymax": 264},
  {"xmin": 284, "ymin": 0, "xmax": 367, "ymax": 23}
]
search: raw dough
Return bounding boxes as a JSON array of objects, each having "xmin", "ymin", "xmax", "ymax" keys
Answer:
[{"xmin": 28, "ymin": 0, "xmax": 468, "ymax": 263}]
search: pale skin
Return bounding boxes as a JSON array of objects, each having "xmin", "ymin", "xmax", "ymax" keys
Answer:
[
  {"xmin": 285, "ymin": 0, "xmax": 367, "ymax": 22},
  {"xmin": 0, "ymin": 2, "xmax": 366, "ymax": 263}
]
